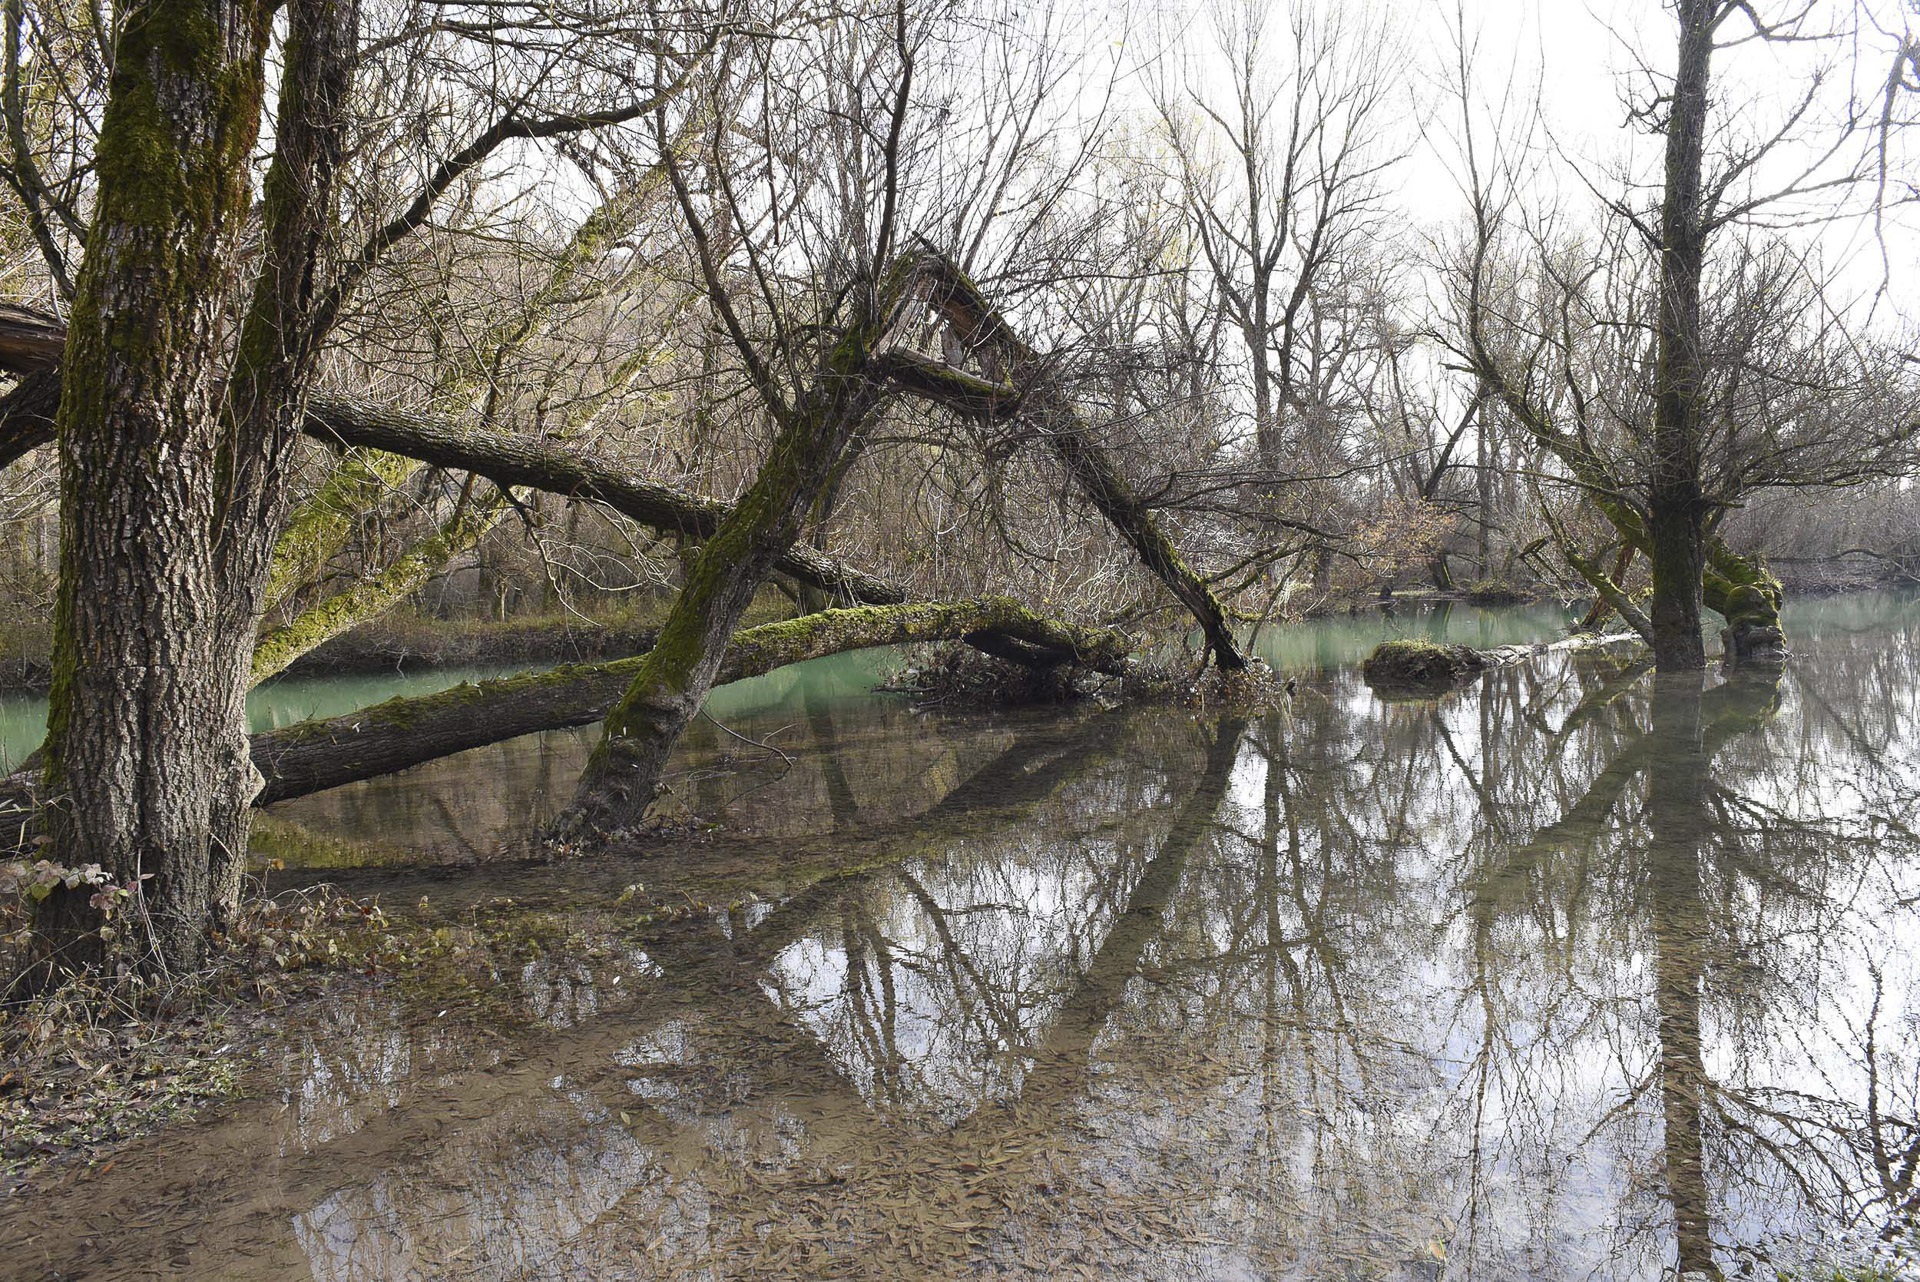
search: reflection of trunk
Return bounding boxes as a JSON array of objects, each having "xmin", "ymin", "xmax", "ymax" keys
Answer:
[
  {"xmin": 1644, "ymin": 672, "xmax": 1718, "ymax": 1278},
  {"xmin": 1009, "ymin": 718, "xmax": 1244, "ymax": 1104},
  {"xmin": 802, "ymin": 682, "xmax": 861, "ymax": 830}
]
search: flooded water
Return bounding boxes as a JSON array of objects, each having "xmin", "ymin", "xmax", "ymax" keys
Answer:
[{"xmin": 5, "ymin": 594, "xmax": 1920, "ymax": 1280}]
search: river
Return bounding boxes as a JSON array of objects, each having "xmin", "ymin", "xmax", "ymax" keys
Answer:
[{"xmin": 3, "ymin": 593, "xmax": 1916, "ymax": 1279}]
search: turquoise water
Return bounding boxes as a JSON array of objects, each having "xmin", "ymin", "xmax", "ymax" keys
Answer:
[{"xmin": 0, "ymin": 665, "xmax": 535, "ymax": 770}]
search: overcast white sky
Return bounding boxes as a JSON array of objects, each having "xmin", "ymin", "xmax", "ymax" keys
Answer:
[{"xmin": 1389, "ymin": 0, "xmax": 1920, "ymax": 317}]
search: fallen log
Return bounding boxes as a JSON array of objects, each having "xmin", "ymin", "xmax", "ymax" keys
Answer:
[
  {"xmin": 251, "ymin": 596, "xmax": 1129, "ymax": 803},
  {"xmin": 0, "ymin": 597, "xmax": 1128, "ymax": 829}
]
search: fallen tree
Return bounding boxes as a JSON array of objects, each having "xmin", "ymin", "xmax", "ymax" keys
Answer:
[
  {"xmin": 0, "ymin": 309, "xmax": 913, "ymax": 617},
  {"xmin": 255, "ymin": 596, "xmax": 1126, "ymax": 803},
  {"xmin": 0, "ymin": 597, "xmax": 1127, "ymax": 832},
  {"xmin": 892, "ymin": 252, "xmax": 1251, "ymax": 671}
]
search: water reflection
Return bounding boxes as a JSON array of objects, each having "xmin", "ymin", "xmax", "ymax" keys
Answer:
[{"xmin": 4, "ymin": 596, "xmax": 1919, "ymax": 1280}]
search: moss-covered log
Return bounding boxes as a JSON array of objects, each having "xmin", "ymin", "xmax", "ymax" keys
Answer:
[
  {"xmin": 251, "ymin": 596, "xmax": 1127, "ymax": 804},
  {"xmin": 1362, "ymin": 630, "xmax": 1641, "ymax": 697},
  {"xmin": 1361, "ymin": 640, "xmax": 1487, "ymax": 692}
]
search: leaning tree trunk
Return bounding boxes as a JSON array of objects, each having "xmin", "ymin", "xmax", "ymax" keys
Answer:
[
  {"xmin": 1647, "ymin": 0, "xmax": 1716, "ymax": 672},
  {"xmin": 894, "ymin": 255, "xmax": 1249, "ymax": 669},
  {"xmin": 34, "ymin": 0, "xmax": 276, "ymax": 977},
  {"xmin": 556, "ymin": 293, "xmax": 904, "ymax": 838}
]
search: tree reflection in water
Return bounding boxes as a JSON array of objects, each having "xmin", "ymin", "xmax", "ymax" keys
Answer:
[{"xmin": 6, "ymin": 597, "xmax": 1920, "ymax": 1280}]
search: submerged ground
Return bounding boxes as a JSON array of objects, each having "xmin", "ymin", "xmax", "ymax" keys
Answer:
[{"xmin": 2, "ymin": 595, "xmax": 1917, "ymax": 1280}]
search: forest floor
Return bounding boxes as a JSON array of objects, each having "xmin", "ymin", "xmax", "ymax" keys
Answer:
[{"xmin": 0, "ymin": 883, "xmax": 673, "ymax": 1196}]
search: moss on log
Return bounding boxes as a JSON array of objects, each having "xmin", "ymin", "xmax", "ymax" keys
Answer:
[
  {"xmin": 1362, "ymin": 630, "xmax": 1643, "ymax": 698},
  {"xmin": 1703, "ymin": 540, "xmax": 1788, "ymax": 668},
  {"xmin": 251, "ymin": 596, "xmax": 1129, "ymax": 804},
  {"xmin": 251, "ymin": 492, "xmax": 511, "ymax": 684},
  {"xmin": 263, "ymin": 447, "xmax": 423, "ymax": 612},
  {"xmin": 1361, "ymin": 640, "xmax": 1488, "ymax": 693}
]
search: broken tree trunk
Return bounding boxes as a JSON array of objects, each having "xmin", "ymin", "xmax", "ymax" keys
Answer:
[
  {"xmin": 1363, "ymin": 630, "xmax": 1641, "ymax": 696},
  {"xmin": 883, "ymin": 253, "xmax": 1249, "ymax": 670}
]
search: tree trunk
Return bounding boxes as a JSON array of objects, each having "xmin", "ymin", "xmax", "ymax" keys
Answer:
[
  {"xmin": 34, "ymin": 0, "xmax": 276, "ymax": 977},
  {"xmin": 557, "ymin": 314, "xmax": 908, "ymax": 837},
  {"xmin": 0, "ymin": 335, "xmax": 917, "ymax": 615},
  {"xmin": 251, "ymin": 489, "xmax": 508, "ymax": 684},
  {"xmin": 1647, "ymin": 1, "xmax": 1715, "ymax": 671},
  {"xmin": 200, "ymin": 0, "xmax": 359, "ymax": 920}
]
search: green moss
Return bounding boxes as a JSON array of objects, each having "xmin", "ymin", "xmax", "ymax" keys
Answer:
[
  {"xmin": 265, "ymin": 450, "xmax": 421, "ymax": 608},
  {"xmin": 252, "ymin": 495, "xmax": 509, "ymax": 683},
  {"xmin": 1361, "ymin": 639, "xmax": 1487, "ymax": 693}
]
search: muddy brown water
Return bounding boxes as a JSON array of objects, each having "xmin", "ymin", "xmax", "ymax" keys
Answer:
[{"xmin": 3, "ymin": 595, "xmax": 1919, "ymax": 1279}]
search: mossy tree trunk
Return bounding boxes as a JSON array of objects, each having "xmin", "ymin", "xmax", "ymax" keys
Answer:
[
  {"xmin": 556, "ymin": 275, "xmax": 915, "ymax": 836},
  {"xmin": 251, "ymin": 485, "xmax": 507, "ymax": 684},
  {"xmin": 34, "ymin": 0, "xmax": 277, "ymax": 976},
  {"xmin": 34, "ymin": 0, "xmax": 355, "ymax": 977}
]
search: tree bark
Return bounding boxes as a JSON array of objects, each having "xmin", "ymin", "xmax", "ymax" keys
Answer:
[
  {"xmin": 201, "ymin": 0, "xmax": 360, "ymax": 922},
  {"xmin": 1648, "ymin": 1, "xmax": 1716, "ymax": 671},
  {"xmin": 34, "ymin": 0, "xmax": 276, "ymax": 977}
]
